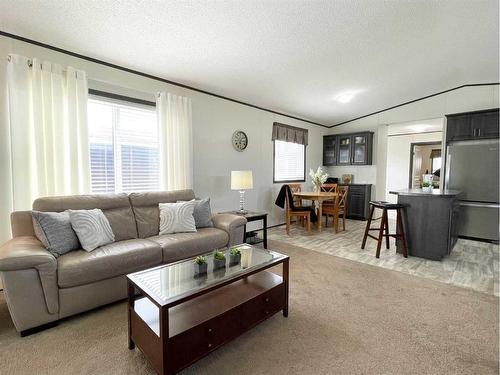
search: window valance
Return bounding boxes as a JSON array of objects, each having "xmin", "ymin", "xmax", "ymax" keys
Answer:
[
  {"xmin": 272, "ymin": 122, "xmax": 308, "ymax": 146},
  {"xmin": 430, "ymin": 149, "xmax": 441, "ymax": 158}
]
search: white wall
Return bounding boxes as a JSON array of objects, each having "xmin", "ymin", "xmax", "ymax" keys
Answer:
[
  {"xmin": 385, "ymin": 132, "xmax": 443, "ymax": 203},
  {"xmin": 0, "ymin": 36, "xmax": 327, "ymax": 242},
  {"xmin": 325, "ymin": 85, "xmax": 499, "ymax": 201}
]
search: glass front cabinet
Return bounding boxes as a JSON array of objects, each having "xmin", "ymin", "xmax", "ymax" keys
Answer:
[
  {"xmin": 322, "ymin": 135, "xmax": 337, "ymax": 166},
  {"xmin": 322, "ymin": 131, "xmax": 373, "ymax": 166},
  {"xmin": 337, "ymin": 135, "xmax": 352, "ymax": 165}
]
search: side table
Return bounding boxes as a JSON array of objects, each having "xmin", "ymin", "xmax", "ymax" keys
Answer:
[{"xmin": 220, "ymin": 211, "xmax": 268, "ymax": 249}]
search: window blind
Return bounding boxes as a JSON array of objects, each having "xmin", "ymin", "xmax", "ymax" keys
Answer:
[
  {"xmin": 274, "ymin": 140, "xmax": 305, "ymax": 182},
  {"xmin": 88, "ymin": 97, "xmax": 159, "ymax": 193}
]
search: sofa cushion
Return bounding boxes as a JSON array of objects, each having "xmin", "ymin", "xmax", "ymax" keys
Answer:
[
  {"xmin": 129, "ymin": 190, "xmax": 195, "ymax": 238},
  {"xmin": 57, "ymin": 239, "xmax": 162, "ymax": 288},
  {"xmin": 149, "ymin": 228, "xmax": 229, "ymax": 263},
  {"xmin": 33, "ymin": 193, "xmax": 138, "ymax": 241}
]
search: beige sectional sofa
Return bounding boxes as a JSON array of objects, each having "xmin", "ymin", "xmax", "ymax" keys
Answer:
[{"xmin": 0, "ymin": 189, "xmax": 247, "ymax": 335}]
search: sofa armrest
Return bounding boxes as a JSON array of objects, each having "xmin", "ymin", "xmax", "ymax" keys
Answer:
[
  {"xmin": 0, "ymin": 236, "xmax": 59, "ymax": 314},
  {"xmin": 0, "ymin": 236, "xmax": 55, "ymax": 271},
  {"xmin": 212, "ymin": 214, "xmax": 247, "ymax": 247}
]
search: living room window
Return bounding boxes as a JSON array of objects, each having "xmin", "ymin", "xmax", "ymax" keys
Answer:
[
  {"xmin": 273, "ymin": 140, "xmax": 306, "ymax": 182},
  {"xmin": 88, "ymin": 94, "xmax": 159, "ymax": 193}
]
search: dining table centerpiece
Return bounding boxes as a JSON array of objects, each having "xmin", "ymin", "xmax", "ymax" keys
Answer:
[{"xmin": 309, "ymin": 166, "xmax": 328, "ymax": 192}]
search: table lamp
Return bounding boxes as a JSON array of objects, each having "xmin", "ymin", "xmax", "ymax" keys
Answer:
[{"xmin": 231, "ymin": 170, "xmax": 253, "ymax": 214}]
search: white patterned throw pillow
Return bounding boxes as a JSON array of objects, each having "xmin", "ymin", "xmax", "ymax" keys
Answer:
[
  {"xmin": 159, "ymin": 201, "xmax": 197, "ymax": 235},
  {"xmin": 68, "ymin": 209, "xmax": 115, "ymax": 252}
]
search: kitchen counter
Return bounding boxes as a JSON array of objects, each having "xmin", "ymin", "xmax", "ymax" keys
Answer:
[
  {"xmin": 389, "ymin": 189, "xmax": 461, "ymax": 260},
  {"xmin": 389, "ymin": 188, "xmax": 461, "ymax": 197}
]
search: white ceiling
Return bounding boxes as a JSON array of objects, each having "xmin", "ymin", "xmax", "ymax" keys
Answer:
[{"xmin": 0, "ymin": 0, "xmax": 498, "ymax": 125}]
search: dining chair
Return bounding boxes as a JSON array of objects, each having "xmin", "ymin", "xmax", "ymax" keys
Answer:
[
  {"xmin": 288, "ymin": 183, "xmax": 305, "ymax": 224},
  {"xmin": 320, "ymin": 183, "xmax": 338, "ymax": 193},
  {"xmin": 285, "ymin": 186, "xmax": 311, "ymax": 235},
  {"xmin": 320, "ymin": 183, "xmax": 338, "ymax": 212},
  {"xmin": 323, "ymin": 186, "xmax": 348, "ymax": 233},
  {"xmin": 288, "ymin": 183, "xmax": 303, "ymax": 207}
]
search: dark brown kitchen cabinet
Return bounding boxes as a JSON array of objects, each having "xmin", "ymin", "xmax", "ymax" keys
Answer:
[
  {"xmin": 446, "ymin": 108, "xmax": 499, "ymax": 142},
  {"xmin": 339, "ymin": 184, "xmax": 371, "ymax": 220},
  {"xmin": 470, "ymin": 110, "xmax": 499, "ymax": 139},
  {"xmin": 323, "ymin": 135, "xmax": 337, "ymax": 166},
  {"xmin": 352, "ymin": 134, "xmax": 372, "ymax": 165},
  {"xmin": 322, "ymin": 132, "xmax": 373, "ymax": 166},
  {"xmin": 337, "ymin": 135, "xmax": 352, "ymax": 165}
]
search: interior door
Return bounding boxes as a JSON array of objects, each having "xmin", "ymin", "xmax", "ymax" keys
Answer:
[{"xmin": 411, "ymin": 145, "xmax": 423, "ymax": 188}]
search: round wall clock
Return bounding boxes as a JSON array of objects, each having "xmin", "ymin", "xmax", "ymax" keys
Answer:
[{"xmin": 232, "ymin": 130, "xmax": 248, "ymax": 151}]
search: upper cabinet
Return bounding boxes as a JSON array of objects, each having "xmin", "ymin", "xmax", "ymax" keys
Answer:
[
  {"xmin": 337, "ymin": 135, "xmax": 352, "ymax": 165},
  {"xmin": 446, "ymin": 108, "xmax": 499, "ymax": 142},
  {"xmin": 323, "ymin": 131, "xmax": 373, "ymax": 166},
  {"xmin": 323, "ymin": 135, "xmax": 337, "ymax": 166}
]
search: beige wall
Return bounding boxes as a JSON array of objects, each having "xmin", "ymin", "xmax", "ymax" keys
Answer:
[{"xmin": 0, "ymin": 35, "xmax": 328, "ymax": 242}]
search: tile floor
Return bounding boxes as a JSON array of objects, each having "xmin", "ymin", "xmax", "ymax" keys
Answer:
[{"xmin": 268, "ymin": 218, "xmax": 499, "ymax": 296}]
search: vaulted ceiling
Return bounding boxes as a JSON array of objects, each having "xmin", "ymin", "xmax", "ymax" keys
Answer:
[{"xmin": 1, "ymin": 0, "xmax": 498, "ymax": 125}]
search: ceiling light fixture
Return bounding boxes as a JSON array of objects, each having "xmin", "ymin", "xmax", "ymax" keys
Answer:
[{"xmin": 335, "ymin": 91, "xmax": 357, "ymax": 104}]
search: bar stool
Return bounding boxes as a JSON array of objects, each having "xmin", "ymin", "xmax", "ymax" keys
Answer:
[{"xmin": 361, "ymin": 201, "xmax": 408, "ymax": 258}]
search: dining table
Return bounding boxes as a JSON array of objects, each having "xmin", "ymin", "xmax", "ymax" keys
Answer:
[{"xmin": 292, "ymin": 191, "xmax": 338, "ymax": 232}]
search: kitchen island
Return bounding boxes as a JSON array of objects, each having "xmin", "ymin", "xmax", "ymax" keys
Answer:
[{"xmin": 389, "ymin": 188, "xmax": 462, "ymax": 260}]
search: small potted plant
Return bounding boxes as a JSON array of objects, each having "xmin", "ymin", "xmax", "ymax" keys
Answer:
[
  {"xmin": 213, "ymin": 250, "xmax": 226, "ymax": 270},
  {"xmin": 422, "ymin": 181, "xmax": 432, "ymax": 192},
  {"xmin": 229, "ymin": 247, "xmax": 241, "ymax": 265},
  {"xmin": 194, "ymin": 256, "xmax": 207, "ymax": 276}
]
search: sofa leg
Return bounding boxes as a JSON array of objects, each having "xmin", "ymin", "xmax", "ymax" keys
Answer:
[{"xmin": 20, "ymin": 321, "xmax": 59, "ymax": 337}]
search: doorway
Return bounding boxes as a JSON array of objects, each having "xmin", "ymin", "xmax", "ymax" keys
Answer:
[
  {"xmin": 409, "ymin": 142, "xmax": 442, "ymax": 189},
  {"xmin": 384, "ymin": 117, "xmax": 444, "ymax": 206}
]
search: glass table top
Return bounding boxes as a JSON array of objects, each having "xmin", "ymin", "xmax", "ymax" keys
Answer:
[{"xmin": 127, "ymin": 244, "xmax": 287, "ymax": 306}]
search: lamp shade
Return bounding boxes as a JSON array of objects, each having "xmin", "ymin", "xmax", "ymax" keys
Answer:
[{"xmin": 231, "ymin": 170, "xmax": 253, "ymax": 190}]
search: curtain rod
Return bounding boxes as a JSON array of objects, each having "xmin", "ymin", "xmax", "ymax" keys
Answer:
[{"xmin": 7, "ymin": 54, "xmax": 83, "ymax": 78}]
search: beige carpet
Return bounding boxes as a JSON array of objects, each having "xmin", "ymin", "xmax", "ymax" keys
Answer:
[{"xmin": 0, "ymin": 240, "xmax": 498, "ymax": 375}]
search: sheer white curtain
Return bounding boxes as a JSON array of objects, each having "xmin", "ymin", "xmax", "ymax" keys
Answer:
[
  {"xmin": 6, "ymin": 54, "xmax": 90, "ymax": 212},
  {"xmin": 157, "ymin": 92, "xmax": 193, "ymax": 190}
]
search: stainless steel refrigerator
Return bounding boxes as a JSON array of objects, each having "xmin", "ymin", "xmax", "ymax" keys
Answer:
[{"xmin": 445, "ymin": 139, "xmax": 499, "ymax": 241}]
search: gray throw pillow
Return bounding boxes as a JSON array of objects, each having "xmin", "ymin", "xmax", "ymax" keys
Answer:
[
  {"xmin": 32, "ymin": 211, "xmax": 80, "ymax": 258},
  {"xmin": 68, "ymin": 209, "xmax": 115, "ymax": 252},
  {"xmin": 177, "ymin": 198, "xmax": 213, "ymax": 228}
]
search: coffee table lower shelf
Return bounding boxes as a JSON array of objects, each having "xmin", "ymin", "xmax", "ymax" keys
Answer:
[{"xmin": 128, "ymin": 270, "xmax": 287, "ymax": 375}]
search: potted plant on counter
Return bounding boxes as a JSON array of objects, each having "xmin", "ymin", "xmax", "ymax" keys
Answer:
[
  {"xmin": 229, "ymin": 247, "xmax": 241, "ymax": 265},
  {"xmin": 194, "ymin": 256, "xmax": 207, "ymax": 276},
  {"xmin": 422, "ymin": 181, "xmax": 432, "ymax": 193},
  {"xmin": 213, "ymin": 250, "xmax": 226, "ymax": 270}
]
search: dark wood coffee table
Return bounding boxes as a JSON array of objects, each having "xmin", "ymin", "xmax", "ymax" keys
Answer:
[{"xmin": 126, "ymin": 244, "xmax": 289, "ymax": 375}]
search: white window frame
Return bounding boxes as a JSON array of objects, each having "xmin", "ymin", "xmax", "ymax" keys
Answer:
[
  {"xmin": 88, "ymin": 92, "xmax": 159, "ymax": 193},
  {"xmin": 273, "ymin": 140, "xmax": 306, "ymax": 183}
]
